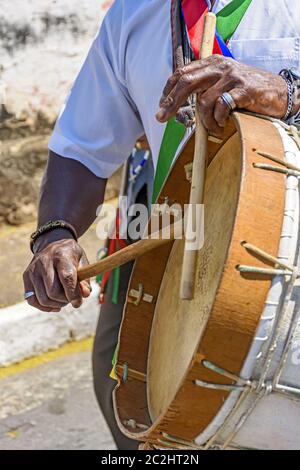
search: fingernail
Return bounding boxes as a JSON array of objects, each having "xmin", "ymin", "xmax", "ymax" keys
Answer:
[
  {"xmin": 156, "ymin": 108, "xmax": 166, "ymax": 121},
  {"xmin": 82, "ymin": 282, "xmax": 92, "ymax": 293},
  {"xmin": 82, "ymin": 282, "xmax": 92, "ymax": 292}
]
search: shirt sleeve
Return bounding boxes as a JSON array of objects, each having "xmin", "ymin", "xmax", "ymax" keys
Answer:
[{"xmin": 48, "ymin": 5, "xmax": 144, "ymax": 178}]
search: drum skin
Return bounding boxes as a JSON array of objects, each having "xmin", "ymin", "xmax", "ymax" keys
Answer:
[
  {"xmin": 147, "ymin": 132, "xmax": 242, "ymax": 422},
  {"xmin": 113, "ymin": 113, "xmax": 286, "ymax": 446}
]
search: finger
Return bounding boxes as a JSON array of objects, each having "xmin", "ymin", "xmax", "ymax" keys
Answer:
[
  {"xmin": 29, "ymin": 272, "xmax": 66, "ymax": 310},
  {"xmin": 23, "ymin": 274, "xmax": 60, "ymax": 313},
  {"xmin": 160, "ymin": 65, "xmax": 200, "ymax": 103},
  {"xmin": 80, "ymin": 282, "xmax": 92, "ymax": 298},
  {"xmin": 214, "ymin": 95, "xmax": 231, "ymax": 128},
  {"xmin": 159, "ymin": 56, "xmax": 224, "ymax": 103},
  {"xmin": 214, "ymin": 88, "xmax": 253, "ymax": 128},
  {"xmin": 56, "ymin": 259, "xmax": 83, "ymax": 308},
  {"xmin": 197, "ymin": 83, "xmax": 225, "ymax": 137},
  {"xmin": 78, "ymin": 253, "xmax": 92, "ymax": 299},
  {"xmin": 157, "ymin": 71, "xmax": 210, "ymax": 123},
  {"xmin": 157, "ymin": 57, "xmax": 228, "ymax": 122},
  {"xmin": 157, "ymin": 65, "xmax": 222, "ymax": 123},
  {"xmin": 43, "ymin": 264, "xmax": 69, "ymax": 304},
  {"xmin": 229, "ymin": 87, "xmax": 253, "ymax": 111}
]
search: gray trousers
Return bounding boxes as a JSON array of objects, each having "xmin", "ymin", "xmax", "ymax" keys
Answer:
[{"xmin": 92, "ymin": 260, "xmax": 138, "ymax": 450}]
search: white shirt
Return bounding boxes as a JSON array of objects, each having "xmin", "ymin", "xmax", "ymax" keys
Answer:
[{"xmin": 49, "ymin": 0, "xmax": 300, "ymax": 178}]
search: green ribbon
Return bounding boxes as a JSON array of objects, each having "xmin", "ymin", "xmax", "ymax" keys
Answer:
[
  {"xmin": 216, "ymin": 0, "xmax": 252, "ymax": 42},
  {"xmin": 152, "ymin": 117, "xmax": 186, "ymax": 203},
  {"xmin": 112, "ymin": 266, "xmax": 120, "ymax": 305}
]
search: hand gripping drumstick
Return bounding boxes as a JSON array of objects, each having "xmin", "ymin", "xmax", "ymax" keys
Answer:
[
  {"xmin": 180, "ymin": 13, "xmax": 217, "ymax": 300},
  {"xmin": 77, "ymin": 227, "xmax": 175, "ymax": 282}
]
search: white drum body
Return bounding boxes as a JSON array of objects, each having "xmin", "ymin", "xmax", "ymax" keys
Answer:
[{"xmin": 196, "ymin": 121, "xmax": 300, "ymax": 450}]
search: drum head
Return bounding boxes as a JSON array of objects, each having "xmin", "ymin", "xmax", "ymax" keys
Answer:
[{"xmin": 147, "ymin": 133, "xmax": 242, "ymax": 421}]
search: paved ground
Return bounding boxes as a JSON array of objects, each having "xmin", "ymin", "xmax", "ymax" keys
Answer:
[
  {"xmin": 0, "ymin": 188, "xmax": 120, "ymax": 448},
  {"xmin": 0, "ymin": 221, "xmax": 105, "ymax": 309},
  {"xmin": 0, "ymin": 347, "xmax": 116, "ymax": 450}
]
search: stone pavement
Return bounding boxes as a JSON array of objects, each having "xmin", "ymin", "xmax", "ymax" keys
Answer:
[{"xmin": 0, "ymin": 348, "xmax": 116, "ymax": 450}]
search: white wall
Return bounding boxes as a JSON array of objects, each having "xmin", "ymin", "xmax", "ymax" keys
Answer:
[{"xmin": 0, "ymin": 0, "xmax": 112, "ymax": 120}]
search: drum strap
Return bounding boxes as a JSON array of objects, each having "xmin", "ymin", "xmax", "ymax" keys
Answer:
[{"xmin": 152, "ymin": 0, "xmax": 253, "ymax": 202}]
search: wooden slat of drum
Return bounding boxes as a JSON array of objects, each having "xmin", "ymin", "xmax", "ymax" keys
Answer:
[
  {"xmin": 207, "ymin": 120, "xmax": 236, "ymax": 165},
  {"xmin": 113, "ymin": 379, "xmax": 152, "ymax": 432}
]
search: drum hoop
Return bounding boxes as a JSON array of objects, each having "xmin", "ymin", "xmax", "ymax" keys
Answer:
[{"xmin": 114, "ymin": 112, "xmax": 287, "ymax": 445}]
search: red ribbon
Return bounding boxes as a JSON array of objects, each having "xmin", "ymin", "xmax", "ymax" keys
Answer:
[
  {"xmin": 99, "ymin": 208, "xmax": 127, "ymax": 304},
  {"xmin": 181, "ymin": 0, "xmax": 222, "ymax": 59}
]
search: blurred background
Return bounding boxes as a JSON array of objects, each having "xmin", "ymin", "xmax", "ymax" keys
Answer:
[{"xmin": 0, "ymin": 0, "xmax": 119, "ymax": 449}]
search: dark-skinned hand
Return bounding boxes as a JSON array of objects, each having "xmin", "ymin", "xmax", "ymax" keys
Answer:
[
  {"xmin": 23, "ymin": 234, "xmax": 91, "ymax": 313},
  {"xmin": 156, "ymin": 55, "xmax": 288, "ymax": 136},
  {"xmin": 22, "ymin": 152, "xmax": 106, "ymax": 312}
]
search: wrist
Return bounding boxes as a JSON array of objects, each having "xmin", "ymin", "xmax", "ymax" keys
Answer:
[
  {"xmin": 30, "ymin": 219, "xmax": 78, "ymax": 253},
  {"xmin": 33, "ymin": 228, "xmax": 75, "ymax": 254},
  {"xmin": 279, "ymin": 69, "xmax": 300, "ymax": 121}
]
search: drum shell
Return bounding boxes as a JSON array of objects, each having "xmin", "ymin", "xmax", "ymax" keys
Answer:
[{"xmin": 113, "ymin": 113, "xmax": 286, "ymax": 446}]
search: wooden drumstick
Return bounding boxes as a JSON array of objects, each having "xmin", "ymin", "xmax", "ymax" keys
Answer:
[
  {"xmin": 180, "ymin": 12, "xmax": 216, "ymax": 300},
  {"xmin": 77, "ymin": 227, "xmax": 175, "ymax": 282}
]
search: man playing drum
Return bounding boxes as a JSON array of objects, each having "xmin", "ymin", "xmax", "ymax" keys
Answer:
[{"xmin": 23, "ymin": 0, "xmax": 300, "ymax": 449}]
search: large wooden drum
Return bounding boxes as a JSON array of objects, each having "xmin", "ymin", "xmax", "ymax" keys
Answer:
[{"xmin": 113, "ymin": 112, "xmax": 300, "ymax": 449}]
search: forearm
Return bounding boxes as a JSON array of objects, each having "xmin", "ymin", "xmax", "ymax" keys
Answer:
[{"xmin": 35, "ymin": 151, "xmax": 107, "ymax": 251}]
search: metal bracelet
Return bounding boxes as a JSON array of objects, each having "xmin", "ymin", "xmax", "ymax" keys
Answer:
[
  {"xmin": 30, "ymin": 220, "xmax": 78, "ymax": 253},
  {"xmin": 279, "ymin": 69, "xmax": 300, "ymax": 123},
  {"xmin": 280, "ymin": 71, "xmax": 294, "ymax": 121}
]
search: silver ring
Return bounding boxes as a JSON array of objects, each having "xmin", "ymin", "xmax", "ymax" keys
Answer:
[
  {"xmin": 221, "ymin": 92, "xmax": 237, "ymax": 111},
  {"xmin": 24, "ymin": 291, "xmax": 35, "ymax": 300}
]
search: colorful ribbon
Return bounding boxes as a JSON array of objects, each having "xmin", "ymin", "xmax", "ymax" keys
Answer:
[{"xmin": 97, "ymin": 208, "xmax": 127, "ymax": 305}]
